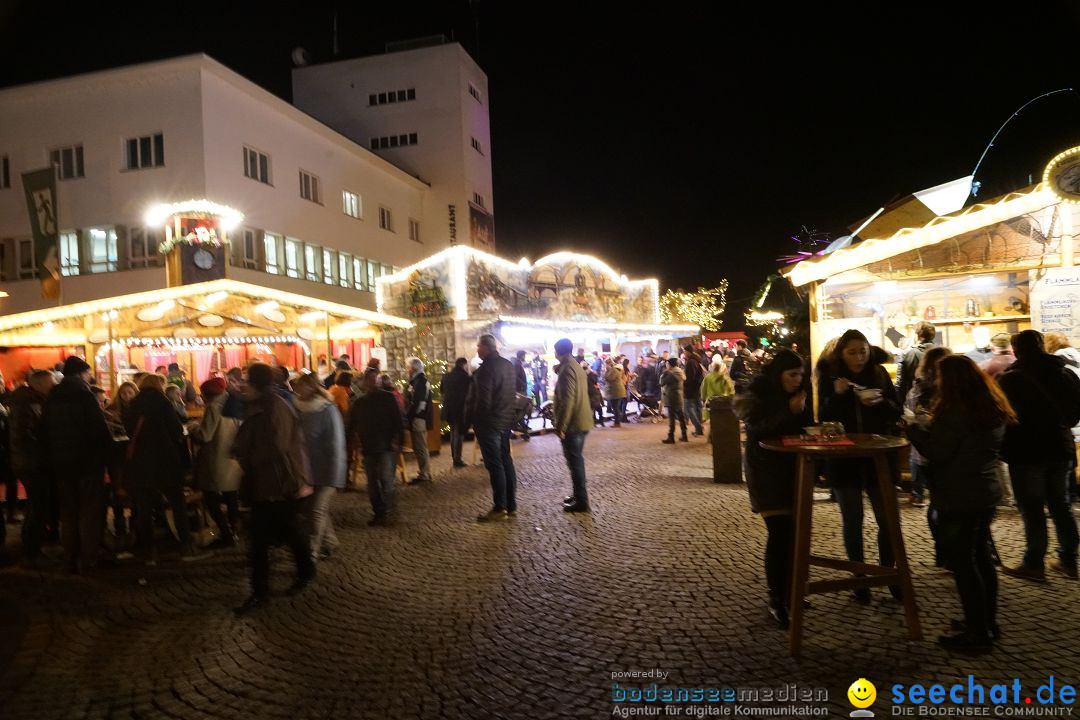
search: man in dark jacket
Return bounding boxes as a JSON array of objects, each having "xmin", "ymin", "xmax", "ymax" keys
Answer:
[
  {"xmin": 440, "ymin": 358, "xmax": 470, "ymax": 468},
  {"xmin": 405, "ymin": 357, "xmax": 433, "ymax": 483},
  {"xmin": 998, "ymin": 330, "xmax": 1080, "ymax": 581},
  {"xmin": 11, "ymin": 369, "xmax": 57, "ymax": 563},
  {"xmin": 895, "ymin": 321, "xmax": 936, "ymax": 405},
  {"xmin": 683, "ymin": 349, "xmax": 705, "ymax": 436},
  {"xmin": 531, "ymin": 355, "xmax": 549, "ymax": 405},
  {"xmin": 349, "ymin": 368, "xmax": 405, "ymax": 525},
  {"xmin": 232, "ymin": 362, "xmax": 315, "ymax": 614},
  {"xmin": 40, "ymin": 357, "xmax": 113, "ymax": 572},
  {"xmin": 466, "ymin": 334, "xmax": 518, "ymax": 522}
]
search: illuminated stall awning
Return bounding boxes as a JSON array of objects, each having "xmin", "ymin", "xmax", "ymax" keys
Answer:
[
  {"xmin": 0, "ymin": 278, "xmax": 413, "ymax": 347},
  {"xmin": 497, "ymin": 315, "xmax": 698, "ymax": 347}
]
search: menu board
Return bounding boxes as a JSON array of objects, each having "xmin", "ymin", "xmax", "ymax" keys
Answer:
[{"xmin": 1031, "ymin": 267, "xmax": 1080, "ymax": 345}]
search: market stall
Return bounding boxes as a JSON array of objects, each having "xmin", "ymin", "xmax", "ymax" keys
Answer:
[{"xmin": 785, "ymin": 146, "xmax": 1080, "ymax": 366}]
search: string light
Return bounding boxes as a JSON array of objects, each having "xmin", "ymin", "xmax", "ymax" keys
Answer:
[
  {"xmin": 497, "ymin": 315, "xmax": 699, "ymax": 334},
  {"xmin": 658, "ymin": 284, "xmax": 728, "ymax": 331},
  {"xmin": 144, "ymin": 200, "xmax": 245, "ymax": 230}
]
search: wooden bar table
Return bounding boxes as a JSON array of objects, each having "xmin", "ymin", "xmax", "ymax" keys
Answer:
[{"xmin": 759, "ymin": 433, "xmax": 921, "ymax": 655}]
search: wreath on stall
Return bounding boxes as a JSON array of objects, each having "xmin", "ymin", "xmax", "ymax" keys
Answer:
[{"xmin": 158, "ymin": 224, "xmax": 229, "ymax": 255}]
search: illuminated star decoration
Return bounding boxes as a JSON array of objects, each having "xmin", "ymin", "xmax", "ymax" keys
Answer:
[
  {"xmin": 658, "ymin": 283, "xmax": 728, "ymax": 331},
  {"xmin": 778, "ymin": 225, "xmax": 832, "ymax": 264}
]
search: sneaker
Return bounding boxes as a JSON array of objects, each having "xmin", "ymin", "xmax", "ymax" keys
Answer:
[
  {"xmin": 453, "ymin": 461, "xmax": 468, "ymax": 468},
  {"xmin": 1050, "ymin": 559, "xmax": 1079, "ymax": 579},
  {"xmin": 477, "ymin": 509, "xmax": 510, "ymax": 523},
  {"xmin": 909, "ymin": 494, "xmax": 928, "ymax": 508},
  {"xmin": 562, "ymin": 496, "xmax": 577, "ymax": 505},
  {"xmin": 1001, "ymin": 564, "xmax": 1047, "ymax": 582},
  {"xmin": 563, "ymin": 502, "xmax": 591, "ymax": 513}
]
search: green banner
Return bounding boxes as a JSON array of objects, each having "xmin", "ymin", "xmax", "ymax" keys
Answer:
[{"xmin": 21, "ymin": 167, "xmax": 60, "ymax": 299}]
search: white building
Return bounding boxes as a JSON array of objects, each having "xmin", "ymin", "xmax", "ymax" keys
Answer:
[
  {"xmin": 292, "ymin": 41, "xmax": 495, "ymax": 253},
  {"xmin": 0, "ymin": 43, "xmax": 494, "ymax": 318}
]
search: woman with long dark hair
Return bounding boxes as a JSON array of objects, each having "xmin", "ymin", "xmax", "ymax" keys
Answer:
[
  {"xmin": 735, "ymin": 349, "xmax": 814, "ymax": 628},
  {"xmin": 906, "ymin": 356, "xmax": 1015, "ymax": 654},
  {"xmin": 817, "ymin": 329, "xmax": 901, "ymax": 603}
]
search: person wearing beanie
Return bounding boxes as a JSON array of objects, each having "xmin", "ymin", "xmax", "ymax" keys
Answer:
[
  {"xmin": 39, "ymin": 355, "xmax": 113, "ymax": 573},
  {"xmin": 231, "ymin": 362, "xmax": 315, "ymax": 614},
  {"xmin": 553, "ymin": 338, "xmax": 594, "ymax": 513},
  {"xmin": 166, "ymin": 362, "xmax": 196, "ymax": 405},
  {"xmin": 189, "ymin": 377, "xmax": 242, "ymax": 549},
  {"xmin": 818, "ymin": 329, "xmax": 901, "ymax": 604},
  {"xmin": 734, "ymin": 349, "xmax": 813, "ymax": 628}
]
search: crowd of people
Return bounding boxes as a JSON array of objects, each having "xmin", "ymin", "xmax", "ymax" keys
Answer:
[{"xmin": 737, "ymin": 322, "xmax": 1080, "ymax": 656}]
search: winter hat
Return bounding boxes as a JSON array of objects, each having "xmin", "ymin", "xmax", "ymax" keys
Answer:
[
  {"xmin": 554, "ymin": 338, "xmax": 574, "ymax": 357},
  {"xmin": 200, "ymin": 377, "xmax": 227, "ymax": 397},
  {"xmin": 62, "ymin": 356, "xmax": 91, "ymax": 376}
]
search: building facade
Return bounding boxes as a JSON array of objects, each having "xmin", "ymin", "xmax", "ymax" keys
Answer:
[{"xmin": 0, "ymin": 44, "xmax": 493, "ymax": 318}]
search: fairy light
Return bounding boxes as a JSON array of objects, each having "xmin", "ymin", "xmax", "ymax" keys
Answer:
[
  {"xmin": 299, "ymin": 310, "xmax": 326, "ymax": 323},
  {"xmin": 1043, "ymin": 146, "xmax": 1080, "ymax": 204},
  {"xmin": 497, "ymin": 315, "xmax": 699, "ymax": 334},
  {"xmin": 144, "ymin": 200, "xmax": 244, "ymax": 230}
]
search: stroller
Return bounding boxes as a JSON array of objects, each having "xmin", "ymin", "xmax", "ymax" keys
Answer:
[
  {"xmin": 627, "ymin": 386, "xmax": 662, "ymax": 423},
  {"xmin": 512, "ymin": 392, "xmax": 535, "ymax": 440}
]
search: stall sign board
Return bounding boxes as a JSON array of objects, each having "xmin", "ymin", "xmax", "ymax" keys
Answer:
[{"xmin": 1031, "ymin": 267, "xmax": 1080, "ymax": 346}]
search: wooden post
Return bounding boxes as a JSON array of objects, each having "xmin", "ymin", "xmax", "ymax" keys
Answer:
[{"xmin": 106, "ymin": 314, "xmax": 116, "ymax": 393}]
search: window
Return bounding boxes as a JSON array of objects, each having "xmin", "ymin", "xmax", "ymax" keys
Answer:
[
  {"xmin": 242, "ymin": 229, "xmax": 257, "ymax": 269},
  {"xmin": 1, "ymin": 155, "xmax": 9, "ymax": 189},
  {"xmin": 18, "ymin": 238, "xmax": 35, "ymax": 279},
  {"xmin": 367, "ymin": 261, "xmax": 377, "ymax": 290},
  {"xmin": 58, "ymin": 232, "xmax": 79, "ymax": 276},
  {"xmin": 338, "ymin": 252, "xmax": 351, "ymax": 288},
  {"xmin": 264, "ymin": 233, "xmax": 281, "ymax": 274},
  {"xmin": 381, "ymin": 264, "xmax": 392, "ymax": 277},
  {"xmin": 299, "ymin": 170, "xmax": 321, "ymax": 204},
  {"xmin": 468, "ymin": 83, "xmax": 482, "ymax": 103},
  {"xmin": 128, "ymin": 227, "xmax": 163, "ymax": 269},
  {"xmin": 370, "ymin": 133, "xmax": 418, "ymax": 150},
  {"xmin": 283, "ymin": 238, "xmax": 300, "ymax": 279},
  {"xmin": 243, "ymin": 146, "xmax": 271, "ymax": 184},
  {"xmin": 322, "ymin": 248, "xmax": 335, "ymax": 285},
  {"xmin": 353, "ymin": 257, "xmax": 366, "ymax": 291},
  {"xmin": 342, "ymin": 190, "xmax": 362, "ymax": 219},
  {"xmin": 409, "ymin": 218, "xmax": 421, "ymax": 243},
  {"xmin": 125, "ymin": 133, "xmax": 164, "ymax": 170},
  {"xmin": 378, "ymin": 206, "xmax": 394, "ymax": 232},
  {"xmin": 368, "ymin": 88, "xmax": 416, "ymax": 106},
  {"xmin": 472, "ymin": 193, "xmax": 486, "ymax": 210},
  {"xmin": 87, "ymin": 228, "xmax": 118, "ymax": 273},
  {"xmin": 471, "ymin": 137, "xmax": 484, "ymax": 155},
  {"xmin": 301, "ymin": 244, "xmax": 318, "ymax": 282},
  {"xmin": 50, "ymin": 144, "xmax": 84, "ymax": 179}
]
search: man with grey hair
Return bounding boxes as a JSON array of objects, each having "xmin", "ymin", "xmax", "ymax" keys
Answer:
[
  {"xmin": 466, "ymin": 334, "xmax": 519, "ymax": 521},
  {"xmin": 405, "ymin": 356, "xmax": 433, "ymax": 483}
]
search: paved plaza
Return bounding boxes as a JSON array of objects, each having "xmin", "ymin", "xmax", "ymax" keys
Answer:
[{"xmin": 1, "ymin": 422, "xmax": 1079, "ymax": 719}]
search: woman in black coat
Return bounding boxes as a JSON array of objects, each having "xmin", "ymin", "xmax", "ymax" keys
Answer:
[
  {"xmin": 906, "ymin": 356, "xmax": 1014, "ymax": 654},
  {"xmin": 735, "ymin": 349, "xmax": 814, "ymax": 629},
  {"xmin": 817, "ymin": 329, "xmax": 901, "ymax": 603},
  {"xmin": 125, "ymin": 374, "xmax": 199, "ymax": 562}
]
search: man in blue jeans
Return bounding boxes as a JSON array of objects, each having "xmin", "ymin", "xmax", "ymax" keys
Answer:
[
  {"xmin": 349, "ymin": 368, "xmax": 404, "ymax": 526},
  {"xmin": 467, "ymin": 334, "xmax": 519, "ymax": 522},
  {"xmin": 998, "ymin": 330, "xmax": 1080, "ymax": 581},
  {"xmin": 553, "ymin": 338, "xmax": 594, "ymax": 513}
]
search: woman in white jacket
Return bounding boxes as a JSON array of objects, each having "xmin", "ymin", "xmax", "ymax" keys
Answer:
[
  {"xmin": 190, "ymin": 377, "xmax": 242, "ymax": 548},
  {"xmin": 294, "ymin": 373, "xmax": 347, "ymax": 561}
]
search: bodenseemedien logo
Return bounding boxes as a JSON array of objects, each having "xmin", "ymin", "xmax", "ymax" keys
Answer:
[{"xmin": 848, "ymin": 678, "xmax": 877, "ymax": 718}]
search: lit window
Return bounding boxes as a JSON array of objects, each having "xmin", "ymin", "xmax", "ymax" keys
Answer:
[
  {"xmin": 264, "ymin": 233, "xmax": 281, "ymax": 274},
  {"xmin": 322, "ymin": 248, "xmax": 335, "ymax": 285},
  {"xmin": 285, "ymin": 238, "xmax": 301, "ymax": 278},
  {"xmin": 343, "ymin": 190, "xmax": 362, "ymax": 219},
  {"xmin": 338, "ymin": 252, "xmax": 351, "ymax": 288},
  {"xmin": 87, "ymin": 228, "xmax": 118, "ymax": 273},
  {"xmin": 303, "ymin": 244, "xmax": 319, "ymax": 281},
  {"xmin": 353, "ymin": 257, "xmax": 365, "ymax": 291},
  {"xmin": 59, "ymin": 231, "xmax": 79, "ymax": 276},
  {"xmin": 367, "ymin": 261, "xmax": 377, "ymax": 290}
]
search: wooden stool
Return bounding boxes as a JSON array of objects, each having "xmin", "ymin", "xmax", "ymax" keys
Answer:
[{"xmin": 760, "ymin": 433, "xmax": 921, "ymax": 655}]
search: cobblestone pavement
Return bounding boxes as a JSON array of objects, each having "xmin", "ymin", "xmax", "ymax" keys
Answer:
[{"xmin": 2, "ymin": 422, "xmax": 1080, "ymax": 719}]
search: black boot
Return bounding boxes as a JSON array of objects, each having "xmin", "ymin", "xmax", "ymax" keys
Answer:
[
  {"xmin": 938, "ymin": 631, "xmax": 993, "ymax": 655},
  {"xmin": 767, "ymin": 595, "xmax": 789, "ymax": 629},
  {"xmin": 662, "ymin": 436, "xmax": 675, "ymax": 444}
]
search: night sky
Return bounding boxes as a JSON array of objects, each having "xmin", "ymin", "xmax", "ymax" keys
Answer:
[{"xmin": 2, "ymin": 1, "xmax": 1079, "ymax": 327}]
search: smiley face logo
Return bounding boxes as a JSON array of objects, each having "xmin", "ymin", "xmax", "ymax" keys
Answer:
[{"xmin": 848, "ymin": 678, "xmax": 876, "ymax": 710}]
